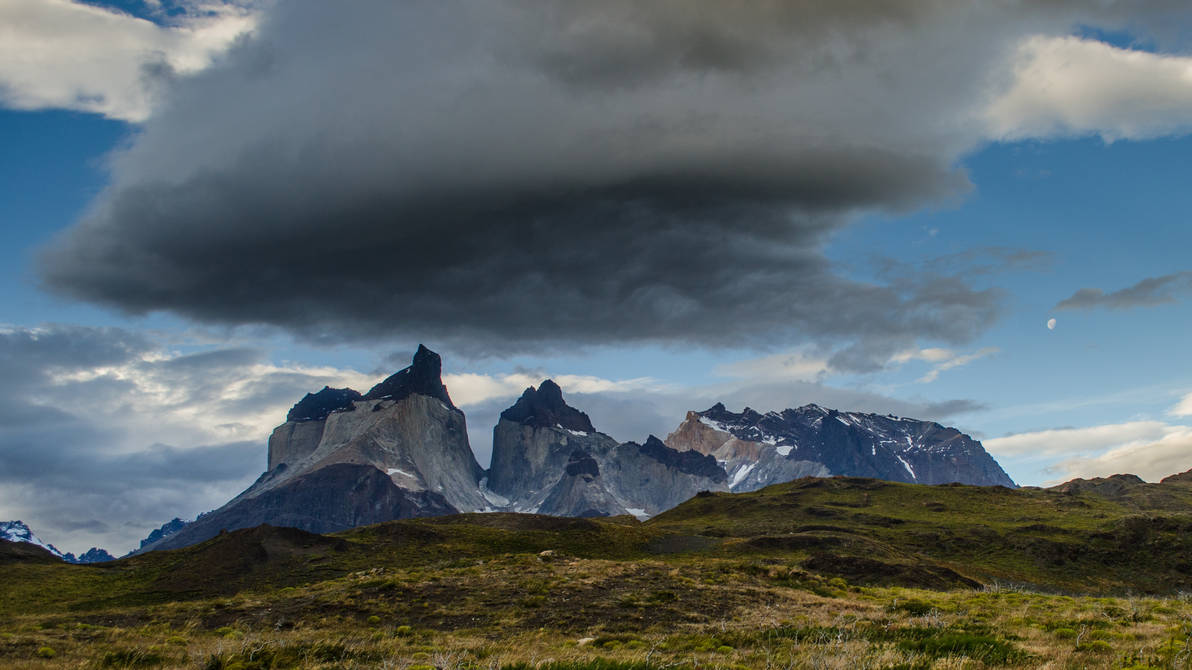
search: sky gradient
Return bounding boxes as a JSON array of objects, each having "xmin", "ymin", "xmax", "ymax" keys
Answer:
[{"xmin": 4, "ymin": 0, "xmax": 1192, "ymax": 555}]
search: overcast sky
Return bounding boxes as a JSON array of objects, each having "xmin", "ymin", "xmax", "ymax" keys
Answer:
[{"xmin": 5, "ymin": 0, "xmax": 1192, "ymax": 554}]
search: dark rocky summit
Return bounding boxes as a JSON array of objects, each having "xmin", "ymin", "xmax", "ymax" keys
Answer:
[
  {"xmin": 64, "ymin": 547, "xmax": 116, "ymax": 564},
  {"xmin": 136, "ymin": 518, "xmax": 187, "ymax": 552},
  {"xmin": 364, "ymin": 344, "xmax": 454, "ymax": 407},
  {"xmin": 500, "ymin": 380, "xmax": 595, "ymax": 433},
  {"xmin": 287, "ymin": 387, "xmax": 364, "ymax": 422}
]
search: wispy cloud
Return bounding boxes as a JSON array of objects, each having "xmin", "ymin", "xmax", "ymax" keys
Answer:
[{"xmin": 1055, "ymin": 271, "xmax": 1192, "ymax": 311}]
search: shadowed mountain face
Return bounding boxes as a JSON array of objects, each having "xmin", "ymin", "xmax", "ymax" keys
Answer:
[
  {"xmin": 145, "ymin": 464, "xmax": 454, "ymax": 552},
  {"xmin": 487, "ymin": 381, "xmax": 728, "ymax": 518}
]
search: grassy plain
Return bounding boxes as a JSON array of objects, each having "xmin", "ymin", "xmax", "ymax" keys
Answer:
[{"xmin": 6, "ymin": 476, "xmax": 1192, "ymax": 669}]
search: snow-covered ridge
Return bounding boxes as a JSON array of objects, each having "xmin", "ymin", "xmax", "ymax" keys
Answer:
[
  {"xmin": 688, "ymin": 402, "xmax": 1015, "ymax": 488},
  {"xmin": 0, "ymin": 520, "xmax": 63, "ymax": 557}
]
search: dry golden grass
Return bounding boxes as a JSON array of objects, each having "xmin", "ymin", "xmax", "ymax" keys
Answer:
[{"xmin": 4, "ymin": 555, "xmax": 1192, "ymax": 669}]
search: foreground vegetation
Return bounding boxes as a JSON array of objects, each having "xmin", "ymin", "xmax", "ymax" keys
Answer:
[{"xmin": 6, "ymin": 475, "xmax": 1192, "ymax": 668}]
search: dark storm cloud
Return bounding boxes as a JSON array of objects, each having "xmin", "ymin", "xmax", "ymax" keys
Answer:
[
  {"xmin": 1054, "ymin": 272, "xmax": 1192, "ymax": 311},
  {"xmin": 38, "ymin": 2, "xmax": 1187, "ymax": 363}
]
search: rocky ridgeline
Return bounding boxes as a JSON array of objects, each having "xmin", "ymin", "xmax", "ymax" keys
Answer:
[
  {"xmin": 666, "ymin": 403, "xmax": 1015, "ymax": 490},
  {"xmin": 134, "ymin": 345, "xmax": 1017, "ymax": 554},
  {"xmin": 0, "ymin": 520, "xmax": 114, "ymax": 563}
]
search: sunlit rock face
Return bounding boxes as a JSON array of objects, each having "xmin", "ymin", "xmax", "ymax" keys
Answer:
[
  {"xmin": 136, "ymin": 349, "xmax": 1015, "ymax": 555},
  {"xmin": 138, "ymin": 345, "xmax": 483, "ymax": 553},
  {"xmin": 666, "ymin": 403, "xmax": 1014, "ymax": 490}
]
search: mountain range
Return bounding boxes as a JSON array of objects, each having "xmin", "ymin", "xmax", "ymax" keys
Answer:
[
  {"xmin": 130, "ymin": 345, "xmax": 1013, "ymax": 554},
  {"xmin": 0, "ymin": 521, "xmax": 114, "ymax": 564},
  {"xmin": 11, "ymin": 345, "xmax": 1017, "ymax": 558}
]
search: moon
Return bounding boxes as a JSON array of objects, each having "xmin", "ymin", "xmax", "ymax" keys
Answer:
[{"xmin": 1047, "ymin": 317, "xmax": 1057, "ymax": 330}]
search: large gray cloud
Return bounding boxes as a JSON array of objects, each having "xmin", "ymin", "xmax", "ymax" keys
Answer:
[{"xmin": 38, "ymin": 1, "xmax": 1191, "ymax": 365}]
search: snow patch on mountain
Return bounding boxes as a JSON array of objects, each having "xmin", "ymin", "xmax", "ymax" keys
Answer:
[{"xmin": 0, "ymin": 520, "xmax": 63, "ymax": 558}]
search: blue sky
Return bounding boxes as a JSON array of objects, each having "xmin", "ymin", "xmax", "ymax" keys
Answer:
[{"xmin": 5, "ymin": 0, "xmax": 1192, "ymax": 554}]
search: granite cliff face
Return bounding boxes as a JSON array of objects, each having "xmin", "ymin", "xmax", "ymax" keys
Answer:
[
  {"xmin": 135, "ymin": 348, "xmax": 1019, "ymax": 554},
  {"xmin": 665, "ymin": 403, "xmax": 1014, "ymax": 489},
  {"xmin": 139, "ymin": 345, "xmax": 482, "ymax": 553},
  {"xmin": 488, "ymin": 382, "xmax": 729, "ymax": 517}
]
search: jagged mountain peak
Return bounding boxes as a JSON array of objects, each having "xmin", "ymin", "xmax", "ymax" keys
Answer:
[
  {"xmin": 500, "ymin": 379, "xmax": 595, "ymax": 433},
  {"xmin": 0, "ymin": 520, "xmax": 63, "ymax": 558},
  {"xmin": 287, "ymin": 386, "xmax": 364, "ymax": 422},
  {"xmin": 364, "ymin": 344, "xmax": 454, "ymax": 407},
  {"xmin": 63, "ymin": 547, "xmax": 115, "ymax": 564}
]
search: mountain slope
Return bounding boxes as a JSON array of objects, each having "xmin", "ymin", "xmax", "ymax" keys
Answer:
[
  {"xmin": 0, "ymin": 520, "xmax": 64, "ymax": 558},
  {"xmin": 666, "ymin": 403, "xmax": 1013, "ymax": 489},
  {"xmin": 487, "ymin": 381, "xmax": 729, "ymax": 517}
]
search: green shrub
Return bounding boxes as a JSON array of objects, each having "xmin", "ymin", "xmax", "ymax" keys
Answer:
[
  {"xmin": 36, "ymin": 647, "xmax": 55, "ymax": 659},
  {"xmin": 897, "ymin": 632, "xmax": 1025, "ymax": 664},
  {"xmin": 1076, "ymin": 639, "xmax": 1114, "ymax": 653},
  {"xmin": 890, "ymin": 600, "xmax": 937, "ymax": 616},
  {"xmin": 100, "ymin": 648, "xmax": 166, "ymax": 668}
]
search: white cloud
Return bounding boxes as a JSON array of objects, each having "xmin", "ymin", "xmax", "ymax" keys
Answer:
[
  {"xmin": 985, "ymin": 421, "xmax": 1176, "ymax": 458},
  {"xmin": 714, "ymin": 348, "xmax": 830, "ymax": 383},
  {"xmin": 890, "ymin": 348, "xmax": 956, "ymax": 365},
  {"xmin": 987, "ymin": 35, "xmax": 1192, "ymax": 141},
  {"xmin": 35, "ymin": 345, "xmax": 373, "ymax": 449},
  {"xmin": 1169, "ymin": 391, "xmax": 1192, "ymax": 417},
  {"xmin": 1049, "ymin": 427, "xmax": 1192, "ymax": 484},
  {"xmin": 913, "ymin": 346, "xmax": 999, "ymax": 383},
  {"xmin": 986, "ymin": 420, "xmax": 1192, "ymax": 484},
  {"xmin": 0, "ymin": 0, "xmax": 255, "ymax": 121},
  {"xmin": 444, "ymin": 371, "xmax": 665, "ymax": 408}
]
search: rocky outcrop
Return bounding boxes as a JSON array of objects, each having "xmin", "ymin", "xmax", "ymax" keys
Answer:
[
  {"xmin": 364, "ymin": 344, "xmax": 453, "ymax": 406},
  {"xmin": 1160, "ymin": 468, "xmax": 1192, "ymax": 485},
  {"xmin": 538, "ymin": 451, "xmax": 629, "ymax": 518},
  {"xmin": 599, "ymin": 437, "xmax": 731, "ymax": 515},
  {"xmin": 1051, "ymin": 474, "xmax": 1146, "ymax": 498},
  {"xmin": 138, "ymin": 345, "xmax": 483, "ymax": 554},
  {"xmin": 63, "ymin": 547, "xmax": 115, "ymax": 564},
  {"xmin": 665, "ymin": 403, "xmax": 1014, "ymax": 489},
  {"xmin": 489, "ymin": 383, "xmax": 729, "ymax": 517},
  {"xmin": 665, "ymin": 411, "xmax": 828, "ymax": 492},
  {"xmin": 499, "ymin": 379, "xmax": 595, "ymax": 433},
  {"xmin": 135, "ymin": 518, "xmax": 187, "ymax": 553}
]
